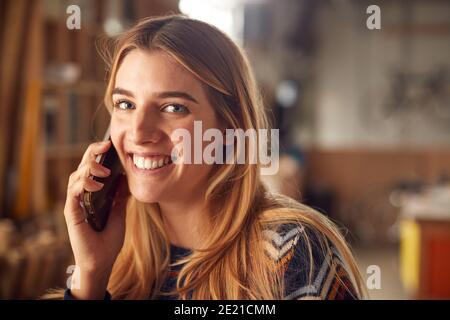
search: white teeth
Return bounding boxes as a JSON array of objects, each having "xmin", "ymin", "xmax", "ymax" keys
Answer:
[
  {"xmin": 132, "ymin": 154, "xmax": 171, "ymax": 170},
  {"xmin": 144, "ymin": 158, "xmax": 151, "ymax": 170},
  {"xmin": 137, "ymin": 157, "xmax": 144, "ymax": 168}
]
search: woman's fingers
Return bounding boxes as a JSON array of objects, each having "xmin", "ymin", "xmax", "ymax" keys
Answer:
[
  {"xmin": 78, "ymin": 160, "xmax": 111, "ymax": 179},
  {"xmin": 79, "ymin": 140, "xmax": 111, "ymax": 168},
  {"xmin": 65, "ymin": 140, "xmax": 112, "ymax": 226},
  {"xmin": 65, "ymin": 176, "xmax": 105, "ymax": 224}
]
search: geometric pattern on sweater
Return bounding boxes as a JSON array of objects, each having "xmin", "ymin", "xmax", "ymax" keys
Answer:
[
  {"xmin": 154, "ymin": 222, "xmax": 359, "ymax": 300},
  {"xmin": 263, "ymin": 223, "xmax": 359, "ymax": 300}
]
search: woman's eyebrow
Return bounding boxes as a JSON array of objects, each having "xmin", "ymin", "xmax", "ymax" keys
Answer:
[
  {"xmin": 112, "ymin": 88, "xmax": 199, "ymax": 104},
  {"xmin": 156, "ymin": 91, "xmax": 199, "ymax": 104},
  {"xmin": 112, "ymin": 87, "xmax": 135, "ymax": 97}
]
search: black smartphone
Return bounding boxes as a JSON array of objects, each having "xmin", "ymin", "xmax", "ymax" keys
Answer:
[{"xmin": 81, "ymin": 126, "xmax": 124, "ymax": 231}]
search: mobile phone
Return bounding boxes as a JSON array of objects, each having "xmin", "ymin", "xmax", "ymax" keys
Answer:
[{"xmin": 81, "ymin": 126, "xmax": 124, "ymax": 231}]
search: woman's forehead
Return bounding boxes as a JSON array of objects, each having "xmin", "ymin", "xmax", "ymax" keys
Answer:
[{"xmin": 114, "ymin": 49, "xmax": 207, "ymax": 99}]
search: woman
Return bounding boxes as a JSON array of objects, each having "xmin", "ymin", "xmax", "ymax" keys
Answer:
[{"xmin": 54, "ymin": 14, "xmax": 365, "ymax": 300}]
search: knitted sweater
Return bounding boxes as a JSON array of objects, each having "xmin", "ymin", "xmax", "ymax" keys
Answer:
[{"xmin": 64, "ymin": 223, "xmax": 359, "ymax": 300}]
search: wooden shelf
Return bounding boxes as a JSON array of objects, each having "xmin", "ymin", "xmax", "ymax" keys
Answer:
[
  {"xmin": 45, "ymin": 143, "xmax": 91, "ymax": 159},
  {"xmin": 43, "ymin": 80, "xmax": 106, "ymax": 96}
]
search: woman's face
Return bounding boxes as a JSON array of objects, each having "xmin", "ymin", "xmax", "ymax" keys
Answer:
[{"xmin": 110, "ymin": 49, "xmax": 221, "ymax": 204}]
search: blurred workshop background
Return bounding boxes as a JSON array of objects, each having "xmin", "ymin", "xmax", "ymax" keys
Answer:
[{"xmin": 1, "ymin": 0, "xmax": 450, "ymax": 299}]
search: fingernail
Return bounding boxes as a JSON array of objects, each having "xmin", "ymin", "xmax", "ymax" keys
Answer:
[{"xmin": 95, "ymin": 180, "xmax": 104, "ymax": 187}]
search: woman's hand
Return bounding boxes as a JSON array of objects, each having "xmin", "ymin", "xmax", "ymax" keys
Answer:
[{"xmin": 63, "ymin": 140, "xmax": 130, "ymax": 299}]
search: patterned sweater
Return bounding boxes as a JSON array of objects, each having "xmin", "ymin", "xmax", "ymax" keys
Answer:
[
  {"xmin": 64, "ymin": 223, "xmax": 359, "ymax": 300},
  {"xmin": 158, "ymin": 223, "xmax": 358, "ymax": 300}
]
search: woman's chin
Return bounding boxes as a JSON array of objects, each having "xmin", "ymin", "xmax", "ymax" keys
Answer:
[
  {"xmin": 132, "ymin": 194, "xmax": 161, "ymax": 204},
  {"xmin": 130, "ymin": 186, "xmax": 165, "ymax": 204}
]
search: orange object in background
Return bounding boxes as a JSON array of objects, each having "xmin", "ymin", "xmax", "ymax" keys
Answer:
[
  {"xmin": 400, "ymin": 189, "xmax": 450, "ymax": 299},
  {"xmin": 423, "ymin": 222, "xmax": 450, "ymax": 299}
]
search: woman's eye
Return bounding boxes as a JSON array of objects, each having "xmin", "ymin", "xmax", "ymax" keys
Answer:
[
  {"xmin": 163, "ymin": 104, "xmax": 189, "ymax": 113},
  {"xmin": 162, "ymin": 104, "xmax": 189, "ymax": 114},
  {"xmin": 162, "ymin": 104, "xmax": 189, "ymax": 113},
  {"xmin": 114, "ymin": 101, "xmax": 134, "ymax": 110}
]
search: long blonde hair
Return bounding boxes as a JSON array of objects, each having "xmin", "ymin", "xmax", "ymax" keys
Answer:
[{"xmin": 48, "ymin": 14, "xmax": 366, "ymax": 300}]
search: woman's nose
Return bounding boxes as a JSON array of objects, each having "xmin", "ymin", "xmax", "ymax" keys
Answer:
[{"xmin": 129, "ymin": 108, "xmax": 164, "ymax": 144}]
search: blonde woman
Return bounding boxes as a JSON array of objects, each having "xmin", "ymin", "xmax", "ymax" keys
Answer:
[{"xmin": 53, "ymin": 15, "xmax": 365, "ymax": 300}]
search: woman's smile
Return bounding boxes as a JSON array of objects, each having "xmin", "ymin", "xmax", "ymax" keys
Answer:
[{"xmin": 127, "ymin": 153, "xmax": 175, "ymax": 177}]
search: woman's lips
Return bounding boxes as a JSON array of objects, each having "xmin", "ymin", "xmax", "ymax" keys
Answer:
[
  {"xmin": 131, "ymin": 153, "xmax": 172, "ymax": 169},
  {"xmin": 127, "ymin": 154, "xmax": 174, "ymax": 176}
]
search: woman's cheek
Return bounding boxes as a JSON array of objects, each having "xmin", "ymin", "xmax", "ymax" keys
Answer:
[{"xmin": 111, "ymin": 112, "xmax": 129, "ymax": 128}]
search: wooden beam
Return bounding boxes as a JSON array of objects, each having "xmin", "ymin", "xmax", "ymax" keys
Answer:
[
  {"xmin": 0, "ymin": 0, "xmax": 28, "ymax": 216},
  {"xmin": 13, "ymin": 0, "xmax": 45, "ymax": 218}
]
